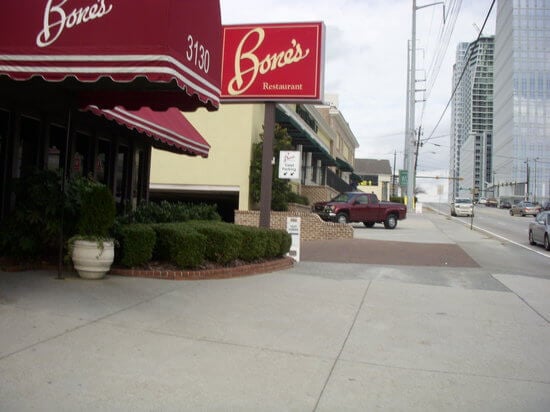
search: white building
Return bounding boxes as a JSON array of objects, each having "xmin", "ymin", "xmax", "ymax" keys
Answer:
[{"xmin": 449, "ymin": 37, "xmax": 494, "ymax": 201}]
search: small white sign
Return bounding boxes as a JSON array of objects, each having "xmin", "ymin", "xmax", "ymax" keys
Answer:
[
  {"xmin": 286, "ymin": 216, "xmax": 301, "ymax": 262},
  {"xmin": 278, "ymin": 151, "xmax": 301, "ymax": 179}
]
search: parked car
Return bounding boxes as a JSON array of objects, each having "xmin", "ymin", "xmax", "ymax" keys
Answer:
[
  {"xmin": 499, "ymin": 200, "xmax": 512, "ymax": 209},
  {"xmin": 450, "ymin": 198, "xmax": 474, "ymax": 217},
  {"xmin": 510, "ymin": 201, "xmax": 541, "ymax": 217},
  {"xmin": 529, "ymin": 211, "xmax": 550, "ymax": 250},
  {"xmin": 477, "ymin": 197, "xmax": 487, "ymax": 205},
  {"xmin": 485, "ymin": 198, "xmax": 498, "ymax": 207},
  {"xmin": 313, "ymin": 192, "xmax": 407, "ymax": 229},
  {"xmin": 541, "ymin": 200, "xmax": 550, "ymax": 211}
]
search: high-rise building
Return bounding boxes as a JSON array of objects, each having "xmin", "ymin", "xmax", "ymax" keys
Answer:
[
  {"xmin": 449, "ymin": 37, "xmax": 495, "ymax": 201},
  {"xmin": 493, "ymin": 0, "xmax": 550, "ymax": 203}
]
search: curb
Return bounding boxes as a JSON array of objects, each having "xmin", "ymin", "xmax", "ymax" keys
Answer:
[
  {"xmin": 1, "ymin": 257, "xmax": 295, "ymax": 280},
  {"xmin": 109, "ymin": 257, "xmax": 295, "ymax": 280}
]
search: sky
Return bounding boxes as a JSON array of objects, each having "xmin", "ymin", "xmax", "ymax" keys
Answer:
[{"xmin": 220, "ymin": 0, "xmax": 496, "ymax": 202}]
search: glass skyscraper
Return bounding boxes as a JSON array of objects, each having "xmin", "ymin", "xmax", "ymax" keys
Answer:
[{"xmin": 493, "ymin": 0, "xmax": 550, "ymax": 202}]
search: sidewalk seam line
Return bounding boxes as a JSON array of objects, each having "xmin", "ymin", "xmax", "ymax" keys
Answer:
[
  {"xmin": 336, "ymin": 358, "xmax": 550, "ymax": 385},
  {"xmin": 491, "ymin": 275, "xmax": 550, "ymax": 324},
  {"xmin": 312, "ymin": 279, "xmax": 373, "ymax": 412}
]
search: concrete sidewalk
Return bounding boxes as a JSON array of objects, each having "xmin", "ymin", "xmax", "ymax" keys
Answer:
[{"xmin": 1, "ymin": 211, "xmax": 549, "ymax": 411}]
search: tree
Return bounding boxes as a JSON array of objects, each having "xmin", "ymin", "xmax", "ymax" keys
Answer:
[{"xmin": 249, "ymin": 124, "xmax": 294, "ymax": 211}]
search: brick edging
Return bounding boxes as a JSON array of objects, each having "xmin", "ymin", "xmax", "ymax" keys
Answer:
[{"xmin": 108, "ymin": 257, "xmax": 294, "ymax": 280}]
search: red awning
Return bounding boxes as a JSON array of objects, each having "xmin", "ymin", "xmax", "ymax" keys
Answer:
[
  {"xmin": 0, "ymin": 0, "xmax": 222, "ymax": 111},
  {"xmin": 86, "ymin": 106, "xmax": 210, "ymax": 157}
]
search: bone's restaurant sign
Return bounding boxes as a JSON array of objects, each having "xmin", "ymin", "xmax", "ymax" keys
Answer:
[{"xmin": 221, "ymin": 22, "xmax": 325, "ymax": 102}]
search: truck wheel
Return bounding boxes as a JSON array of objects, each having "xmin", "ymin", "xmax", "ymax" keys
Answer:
[
  {"xmin": 384, "ymin": 214, "xmax": 397, "ymax": 229},
  {"xmin": 336, "ymin": 213, "xmax": 349, "ymax": 224},
  {"xmin": 363, "ymin": 222, "xmax": 375, "ymax": 228}
]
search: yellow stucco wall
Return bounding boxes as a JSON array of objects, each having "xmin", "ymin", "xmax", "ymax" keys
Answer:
[{"xmin": 150, "ymin": 104, "xmax": 265, "ymax": 210}]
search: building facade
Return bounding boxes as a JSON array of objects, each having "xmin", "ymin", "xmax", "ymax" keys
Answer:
[
  {"xmin": 150, "ymin": 99, "xmax": 359, "ymax": 221},
  {"xmin": 354, "ymin": 159, "xmax": 393, "ymax": 201},
  {"xmin": 449, "ymin": 36, "xmax": 494, "ymax": 201},
  {"xmin": 493, "ymin": 0, "xmax": 550, "ymax": 203}
]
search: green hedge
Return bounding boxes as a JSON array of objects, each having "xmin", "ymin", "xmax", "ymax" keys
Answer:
[
  {"xmin": 116, "ymin": 221, "xmax": 292, "ymax": 269},
  {"xmin": 151, "ymin": 223, "xmax": 206, "ymax": 269},
  {"xmin": 116, "ymin": 224, "xmax": 156, "ymax": 268},
  {"xmin": 232, "ymin": 225, "xmax": 267, "ymax": 261},
  {"xmin": 186, "ymin": 221, "xmax": 243, "ymax": 265},
  {"xmin": 118, "ymin": 201, "xmax": 221, "ymax": 224}
]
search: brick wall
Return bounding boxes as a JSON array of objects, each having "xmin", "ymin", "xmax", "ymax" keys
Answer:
[{"xmin": 234, "ymin": 210, "xmax": 353, "ymax": 241}]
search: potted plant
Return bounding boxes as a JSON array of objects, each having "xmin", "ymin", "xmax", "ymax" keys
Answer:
[{"xmin": 68, "ymin": 178, "xmax": 116, "ymax": 279}]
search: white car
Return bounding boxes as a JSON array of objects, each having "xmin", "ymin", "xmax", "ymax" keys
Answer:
[{"xmin": 451, "ymin": 198, "xmax": 474, "ymax": 217}]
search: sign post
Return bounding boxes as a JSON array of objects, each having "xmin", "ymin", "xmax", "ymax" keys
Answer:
[{"xmin": 221, "ymin": 23, "xmax": 325, "ymax": 227}]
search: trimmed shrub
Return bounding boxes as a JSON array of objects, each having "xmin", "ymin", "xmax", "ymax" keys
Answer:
[
  {"xmin": 232, "ymin": 225, "xmax": 267, "ymax": 262},
  {"xmin": 274, "ymin": 229, "xmax": 292, "ymax": 256},
  {"xmin": 76, "ymin": 182, "xmax": 116, "ymax": 238},
  {"xmin": 119, "ymin": 201, "xmax": 221, "ymax": 224},
  {"xmin": 151, "ymin": 223, "xmax": 206, "ymax": 269},
  {"xmin": 116, "ymin": 224, "xmax": 156, "ymax": 268},
  {"xmin": 186, "ymin": 221, "xmax": 243, "ymax": 265},
  {"xmin": 260, "ymin": 228, "xmax": 281, "ymax": 258}
]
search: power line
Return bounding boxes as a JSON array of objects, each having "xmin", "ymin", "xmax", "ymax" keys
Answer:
[
  {"xmin": 420, "ymin": 0, "xmax": 463, "ymax": 125},
  {"xmin": 424, "ymin": 0, "xmax": 496, "ymax": 142}
]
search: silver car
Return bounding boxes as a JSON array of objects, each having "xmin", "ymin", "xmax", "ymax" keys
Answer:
[
  {"xmin": 451, "ymin": 198, "xmax": 474, "ymax": 217},
  {"xmin": 529, "ymin": 211, "xmax": 550, "ymax": 251}
]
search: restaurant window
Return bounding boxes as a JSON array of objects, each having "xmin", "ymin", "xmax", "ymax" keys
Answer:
[
  {"xmin": 115, "ymin": 145, "xmax": 129, "ymax": 209},
  {"xmin": 16, "ymin": 116, "xmax": 41, "ymax": 178},
  {"xmin": 47, "ymin": 125, "xmax": 66, "ymax": 172},
  {"xmin": 96, "ymin": 139, "xmax": 111, "ymax": 184},
  {"xmin": 71, "ymin": 132, "xmax": 92, "ymax": 178}
]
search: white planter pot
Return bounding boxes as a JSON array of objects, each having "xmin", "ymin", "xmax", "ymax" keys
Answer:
[{"xmin": 72, "ymin": 239, "xmax": 115, "ymax": 280}]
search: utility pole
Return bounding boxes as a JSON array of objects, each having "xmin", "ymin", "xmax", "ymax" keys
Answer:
[
  {"xmin": 406, "ymin": 0, "xmax": 445, "ymax": 213},
  {"xmin": 393, "ymin": 149, "xmax": 397, "ymax": 197},
  {"xmin": 406, "ymin": 0, "xmax": 417, "ymax": 212}
]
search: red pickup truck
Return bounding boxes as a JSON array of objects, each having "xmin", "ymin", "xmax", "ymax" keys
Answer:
[{"xmin": 313, "ymin": 192, "xmax": 407, "ymax": 229}]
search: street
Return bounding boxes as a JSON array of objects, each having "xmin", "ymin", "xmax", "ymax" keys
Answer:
[{"xmin": 432, "ymin": 203, "xmax": 550, "ymax": 279}]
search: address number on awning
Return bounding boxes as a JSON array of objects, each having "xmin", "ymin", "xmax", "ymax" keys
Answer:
[{"xmin": 186, "ymin": 34, "xmax": 210, "ymax": 74}]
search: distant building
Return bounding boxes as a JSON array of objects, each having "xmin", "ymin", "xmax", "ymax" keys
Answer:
[
  {"xmin": 449, "ymin": 36, "xmax": 494, "ymax": 201},
  {"xmin": 493, "ymin": 0, "xmax": 550, "ymax": 203},
  {"xmin": 354, "ymin": 159, "xmax": 392, "ymax": 201}
]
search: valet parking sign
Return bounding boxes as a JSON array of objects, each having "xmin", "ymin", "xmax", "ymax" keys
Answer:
[{"xmin": 278, "ymin": 150, "xmax": 301, "ymax": 179}]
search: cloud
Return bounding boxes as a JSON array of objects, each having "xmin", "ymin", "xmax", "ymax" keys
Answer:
[{"xmin": 220, "ymin": 0, "xmax": 496, "ymax": 178}]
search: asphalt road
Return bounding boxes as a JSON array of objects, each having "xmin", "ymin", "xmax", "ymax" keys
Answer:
[{"xmin": 424, "ymin": 202, "xmax": 550, "ymax": 275}]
